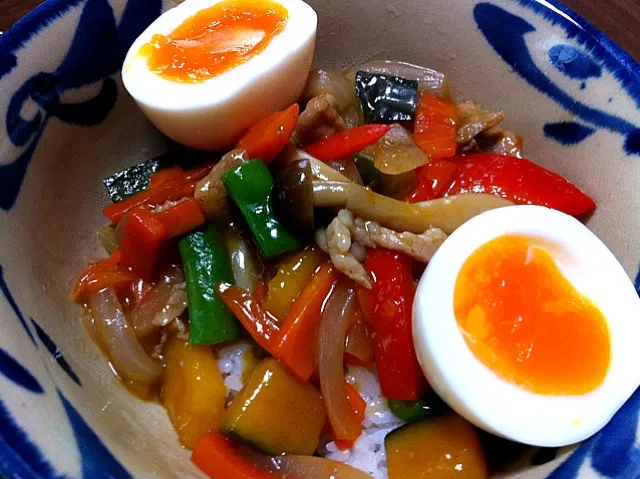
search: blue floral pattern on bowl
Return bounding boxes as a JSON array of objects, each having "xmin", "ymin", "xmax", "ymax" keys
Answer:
[{"xmin": 0, "ymin": 0, "xmax": 638, "ymax": 477}]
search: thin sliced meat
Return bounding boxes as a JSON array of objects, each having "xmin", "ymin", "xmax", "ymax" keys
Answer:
[
  {"xmin": 455, "ymin": 100, "xmax": 505, "ymax": 144},
  {"xmin": 295, "ymin": 94, "xmax": 346, "ymax": 145}
]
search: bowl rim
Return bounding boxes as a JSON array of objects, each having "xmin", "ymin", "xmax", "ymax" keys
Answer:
[{"xmin": 0, "ymin": 0, "xmax": 639, "ymax": 478}]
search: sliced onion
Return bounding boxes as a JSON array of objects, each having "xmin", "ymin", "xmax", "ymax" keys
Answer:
[
  {"xmin": 318, "ymin": 279, "xmax": 361, "ymax": 441},
  {"xmin": 344, "ymin": 59, "xmax": 450, "ymax": 98},
  {"xmin": 302, "ymin": 69, "xmax": 356, "ymax": 112},
  {"xmin": 81, "ymin": 308, "xmax": 107, "ymax": 355},
  {"xmin": 224, "ymin": 224, "xmax": 264, "ymax": 292},
  {"xmin": 230, "ymin": 441, "xmax": 373, "ymax": 478},
  {"xmin": 326, "ymin": 160, "xmax": 364, "ymax": 185},
  {"xmin": 373, "ymin": 124, "xmax": 429, "ymax": 175},
  {"xmin": 345, "ymin": 314, "xmax": 374, "ymax": 364},
  {"xmin": 88, "ymin": 288, "xmax": 163, "ymax": 384},
  {"xmin": 129, "ymin": 267, "xmax": 187, "ymax": 338},
  {"xmin": 273, "ymin": 456, "xmax": 374, "ymax": 479},
  {"xmin": 97, "ymin": 225, "xmax": 118, "ymax": 255}
]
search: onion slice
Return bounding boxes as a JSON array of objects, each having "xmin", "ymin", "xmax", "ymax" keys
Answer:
[
  {"xmin": 88, "ymin": 288, "xmax": 162, "ymax": 384},
  {"xmin": 318, "ymin": 279, "xmax": 361, "ymax": 441},
  {"xmin": 344, "ymin": 59, "xmax": 450, "ymax": 98},
  {"xmin": 345, "ymin": 314, "xmax": 374, "ymax": 364},
  {"xmin": 223, "ymin": 224, "xmax": 264, "ymax": 293},
  {"xmin": 129, "ymin": 267, "xmax": 187, "ymax": 338}
]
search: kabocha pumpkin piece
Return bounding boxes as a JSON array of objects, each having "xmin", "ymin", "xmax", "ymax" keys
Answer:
[
  {"xmin": 222, "ymin": 357, "xmax": 326, "ymax": 455},
  {"xmin": 162, "ymin": 336, "xmax": 226, "ymax": 449}
]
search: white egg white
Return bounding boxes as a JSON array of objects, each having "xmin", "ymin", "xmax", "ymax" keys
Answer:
[
  {"xmin": 413, "ymin": 205, "xmax": 640, "ymax": 447},
  {"xmin": 122, "ymin": 0, "xmax": 317, "ymax": 150}
]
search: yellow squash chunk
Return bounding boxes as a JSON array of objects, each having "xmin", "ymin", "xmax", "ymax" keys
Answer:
[
  {"xmin": 222, "ymin": 357, "xmax": 326, "ymax": 455},
  {"xmin": 162, "ymin": 336, "xmax": 226, "ymax": 449},
  {"xmin": 386, "ymin": 415, "xmax": 488, "ymax": 479},
  {"xmin": 263, "ymin": 247, "xmax": 324, "ymax": 321}
]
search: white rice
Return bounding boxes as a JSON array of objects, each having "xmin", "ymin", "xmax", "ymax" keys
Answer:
[
  {"xmin": 215, "ymin": 343, "xmax": 403, "ymax": 479},
  {"xmin": 215, "ymin": 340, "xmax": 253, "ymax": 405}
]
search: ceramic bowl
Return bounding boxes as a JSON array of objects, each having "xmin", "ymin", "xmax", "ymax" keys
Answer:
[{"xmin": 0, "ymin": 0, "xmax": 638, "ymax": 477}]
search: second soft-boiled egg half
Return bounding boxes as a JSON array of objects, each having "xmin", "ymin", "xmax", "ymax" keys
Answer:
[
  {"xmin": 122, "ymin": 0, "xmax": 317, "ymax": 150},
  {"xmin": 413, "ymin": 205, "xmax": 640, "ymax": 447}
]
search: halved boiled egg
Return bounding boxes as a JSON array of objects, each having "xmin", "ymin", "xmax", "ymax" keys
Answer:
[
  {"xmin": 122, "ymin": 0, "xmax": 317, "ymax": 150},
  {"xmin": 413, "ymin": 205, "xmax": 640, "ymax": 447}
]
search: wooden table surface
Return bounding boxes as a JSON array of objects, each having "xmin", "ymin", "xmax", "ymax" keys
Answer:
[{"xmin": 1, "ymin": 0, "xmax": 639, "ymax": 61}]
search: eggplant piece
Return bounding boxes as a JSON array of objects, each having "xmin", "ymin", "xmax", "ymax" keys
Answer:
[
  {"xmin": 353, "ymin": 154, "xmax": 381, "ymax": 189},
  {"xmin": 355, "ymin": 71, "xmax": 419, "ymax": 124},
  {"xmin": 103, "ymin": 155, "xmax": 169, "ymax": 203},
  {"xmin": 272, "ymin": 159, "xmax": 315, "ymax": 233}
]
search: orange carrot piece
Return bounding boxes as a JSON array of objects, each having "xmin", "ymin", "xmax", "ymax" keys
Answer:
[
  {"xmin": 153, "ymin": 197, "xmax": 206, "ymax": 238},
  {"xmin": 192, "ymin": 432, "xmax": 271, "ymax": 479},
  {"xmin": 184, "ymin": 161, "xmax": 216, "ymax": 182},
  {"xmin": 120, "ymin": 206, "xmax": 167, "ymax": 281},
  {"xmin": 414, "ymin": 94, "xmax": 458, "ymax": 160},
  {"xmin": 216, "ymin": 283, "xmax": 281, "ymax": 356},
  {"xmin": 235, "ymin": 104, "xmax": 299, "ymax": 163},
  {"xmin": 103, "ymin": 180, "xmax": 196, "ymax": 223},
  {"xmin": 149, "ymin": 166, "xmax": 185, "ymax": 189},
  {"xmin": 275, "ymin": 263, "xmax": 340, "ymax": 381},
  {"xmin": 103, "ymin": 163, "xmax": 214, "ymax": 224},
  {"xmin": 70, "ymin": 250, "xmax": 136, "ymax": 303}
]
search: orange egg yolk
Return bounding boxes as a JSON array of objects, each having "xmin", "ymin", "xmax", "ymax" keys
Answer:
[
  {"xmin": 139, "ymin": 0, "xmax": 288, "ymax": 83},
  {"xmin": 454, "ymin": 235, "xmax": 610, "ymax": 395}
]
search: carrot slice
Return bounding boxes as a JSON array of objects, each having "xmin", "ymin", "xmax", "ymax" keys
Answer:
[
  {"xmin": 236, "ymin": 104, "xmax": 299, "ymax": 163},
  {"xmin": 103, "ymin": 163, "xmax": 214, "ymax": 223},
  {"xmin": 149, "ymin": 166, "xmax": 185, "ymax": 189},
  {"xmin": 153, "ymin": 197, "xmax": 206, "ymax": 238},
  {"xmin": 275, "ymin": 263, "xmax": 340, "ymax": 381},
  {"xmin": 192, "ymin": 432, "xmax": 271, "ymax": 479},
  {"xmin": 120, "ymin": 206, "xmax": 167, "ymax": 281},
  {"xmin": 70, "ymin": 250, "xmax": 136, "ymax": 303}
]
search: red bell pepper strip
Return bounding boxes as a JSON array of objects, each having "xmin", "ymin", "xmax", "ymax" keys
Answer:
[
  {"xmin": 103, "ymin": 163, "xmax": 214, "ymax": 223},
  {"xmin": 405, "ymin": 159, "xmax": 459, "ymax": 203},
  {"xmin": 358, "ymin": 249, "xmax": 427, "ymax": 401},
  {"xmin": 70, "ymin": 250, "xmax": 136, "ymax": 303},
  {"xmin": 120, "ymin": 206, "xmax": 167, "ymax": 282},
  {"xmin": 236, "ymin": 104, "xmax": 299, "ymax": 163},
  {"xmin": 153, "ymin": 197, "xmax": 206, "ymax": 238},
  {"xmin": 332, "ymin": 383, "xmax": 366, "ymax": 451},
  {"xmin": 216, "ymin": 282, "xmax": 280, "ymax": 356},
  {"xmin": 275, "ymin": 263, "xmax": 340, "ymax": 381},
  {"xmin": 192, "ymin": 432, "xmax": 271, "ymax": 479},
  {"xmin": 303, "ymin": 124, "xmax": 391, "ymax": 162},
  {"xmin": 445, "ymin": 154, "xmax": 596, "ymax": 216},
  {"xmin": 413, "ymin": 94, "xmax": 458, "ymax": 160}
]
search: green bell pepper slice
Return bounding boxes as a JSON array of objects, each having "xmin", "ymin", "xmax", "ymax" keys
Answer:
[
  {"xmin": 223, "ymin": 159, "xmax": 301, "ymax": 258},
  {"xmin": 179, "ymin": 225, "xmax": 239, "ymax": 345}
]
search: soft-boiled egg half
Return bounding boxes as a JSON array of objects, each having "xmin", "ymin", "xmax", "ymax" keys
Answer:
[
  {"xmin": 413, "ymin": 205, "xmax": 640, "ymax": 447},
  {"xmin": 122, "ymin": 0, "xmax": 317, "ymax": 150}
]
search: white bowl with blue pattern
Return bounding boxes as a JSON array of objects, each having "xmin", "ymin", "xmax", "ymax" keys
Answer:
[{"xmin": 0, "ymin": 0, "xmax": 638, "ymax": 477}]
